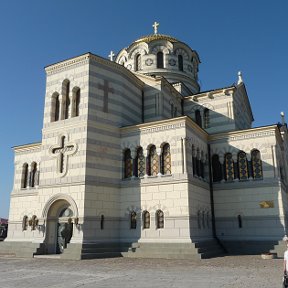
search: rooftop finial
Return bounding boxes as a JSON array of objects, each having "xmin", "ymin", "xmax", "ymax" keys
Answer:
[
  {"xmin": 237, "ymin": 71, "xmax": 243, "ymax": 85},
  {"xmin": 153, "ymin": 21, "xmax": 159, "ymax": 34},
  {"xmin": 281, "ymin": 111, "xmax": 286, "ymax": 125},
  {"xmin": 108, "ymin": 51, "xmax": 115, "ymax": 61}
]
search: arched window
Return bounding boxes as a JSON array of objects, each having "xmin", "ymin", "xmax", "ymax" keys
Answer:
[
  {"xmin": 100, "ymin": 215, "xmax": 104, "ymax": 230},
  {"xmin": 143, "ymin": 211, "xmax": 150, "ymax": 229},
  {"xmin": 195, "ymin": 110, "xmax": 202, "ymax": 127},
  {"xmin": 62, "ymin": 80, "xmax": 70, "ymax": 119},
  {"xmin": 204, "ymin": 108, "xmax": 209, "ymax": 128},
  {"xmin": 238, "ymin": 215, "xmax": 242, "ymax": 228},
  {"xmin": 135, "ymin": 54, "xmax": 141, "ymax": 71},
  {"xmin": 130, "ymin": 211, "xmax": 137, "ymax": 229},
  {"xmin": 178, "ymin": 55, "xmax": 183, "ymax": 71},
  {"xmin": 124, "ymin": 149, "xmax": 133, "ymax": 178},
  {"xmin": 251, "ymin": 149, "xmax": 263, "ymax": 179},
  {"xmin": 156, "ymin": 210, "xmax": 164, "ymax": 229},
  {"xmin": 238, "ymin": 151, "xmax": 248, "ymax": 180},
  {"xmin": 51, "ymin": 93, "xmax": 60, "ymax": 122},
  {"xmin": 21, "ymin": 163, "xmax": 29, "ymax": 188},
  {"xmin": 224, "ymin": 153, "xmax": 234, "ymax": 181},
  {"xmin": 148, "ymin": 145, "xmax": 159, "ymax": 176},
  {"xmin": 161, "ymin": 143, "xmax": 171, "ymax": 175},
  {"xmin": 72, "ymin": 87, "xmax": 80, "ymax": 117},
  {"xmin": 212, "ymin": 154, "xmax": 222, "ymax": 182},
  {"xmin": 30, "ymin": 162, "xmax": 37, "ymax": 188},
  {"xmin": 22, "ymin": 215, "xmax": 28, "ymax": 231},
  {"xmin": 31, "ymin": 215, "xmax": 38, "ymax": 230},
  {"xmin": 157, "ymin": 51, "xmax": 164, "ymax": 68},
  {"xmin": 136, "ymin": 147, "xmax": 145, "ymax": 177}
]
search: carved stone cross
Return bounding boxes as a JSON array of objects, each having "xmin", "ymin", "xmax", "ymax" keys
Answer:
[
  {"xmin": 108, "ymin": 51, "xmax": 115, "ymax": 61},
  {"xmin": 98, "ymin": 80, "xmax": 114, "ymax": 113},
  {"xmin": 153, "ymin": 21, "xmax": 159, "ymax": 34},
  {"xmin": 50, "ymin": 136, "xmax": 77, "ymax": 177}
]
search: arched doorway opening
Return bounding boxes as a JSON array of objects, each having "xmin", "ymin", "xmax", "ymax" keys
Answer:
[{"xmin": 44, "ymin": 197, "xmax": 77, "ymax": 254}]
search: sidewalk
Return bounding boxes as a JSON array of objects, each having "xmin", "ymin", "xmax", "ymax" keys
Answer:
[{"xmin": 0, "ymin": 255, "xmax": 284, "ymax": 288}]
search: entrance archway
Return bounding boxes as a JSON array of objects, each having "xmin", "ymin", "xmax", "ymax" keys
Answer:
[{"xmin": 42, "ymin": 194, "xmax": 78, "ymax": 254}]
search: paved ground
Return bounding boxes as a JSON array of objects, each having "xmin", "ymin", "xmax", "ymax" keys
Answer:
[{"xmin": 0, "ymin": 255, "xmax": 284, "ymax": 288}]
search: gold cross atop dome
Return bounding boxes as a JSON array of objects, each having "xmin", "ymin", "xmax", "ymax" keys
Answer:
[{"xmin": 152, "ymin": 21, "xmax": 159, "ymax": 34}]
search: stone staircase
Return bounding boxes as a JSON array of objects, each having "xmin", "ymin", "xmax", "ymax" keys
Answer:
[
  {"xmin": 270, "ymin": 240, "xmax": 287, "ymax": 258},
  {"xmin": 122, "ymin": 240, "xmax": 225, "ymax": 260}
]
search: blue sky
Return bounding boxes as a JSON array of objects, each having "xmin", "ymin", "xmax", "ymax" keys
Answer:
[{"xmin": 0, "ymin": 1, "xmax": 287, "ymax": 218}]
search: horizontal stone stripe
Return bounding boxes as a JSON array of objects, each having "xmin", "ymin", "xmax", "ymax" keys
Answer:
[
  {"xmin": 89, "ymin": 69, "xmax": 142, "ymax": 98},
  {"xmin": 46, "ymin": 70, "xmax": 89, "ymax": 87},
  {"xmin": 86, "ymin": 138, "xmax": 120, "ymax": 149},
  {"xmin": 88, "ymin": 101, "xmax": 141, "ymax": 123},
  {"xmin": 86, "ymin": 163, "xmax": 120, "ymax": 172},
  {"xmin": 89, "ymin": 60, "xmax": 144, "ymax": 90},
  {"xmin": 86, "ymin": 150, "xmax": 121, "ymax": 161},
  {"xmin": 88, "ymin": 105, "xmax": 139, "ymax": 125},
  {"xmin": 89, "ymin": 84, "xmax": 142, "ymax": 112},
  {"xmin": 86, "ymin": 175, "xmax": 120, "ymax": 186}
]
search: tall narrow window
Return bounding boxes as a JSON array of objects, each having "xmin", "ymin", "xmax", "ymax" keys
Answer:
[
  {"xmin": 51, "ymin": 93, "xmax": 60, "ymax": 122},
  {"xmin": 143, "ymin": 211, "xmax": 150, "ymax": 229},
  {"xmin": 238, "ymin": 151, "xmax": 248, "ymax": 180},
  {"xmin": 100, "ymin": 215, "xmax": 104, "ymax": 230},
  {"xmin": 148, "ymin": 145, "xmax": 159, "ymax": 176},
  {"xmin": 30, "ymin": 162, "xmax": 37, "ymax": 188},
  {"xmin": 124, "ymin": 149, "xmax": 133, "ymax": 178},
  {"xmin": 161, "ymin": 144, "xmax": 171, "ymax": 175},
  {"xmin": 224, "ymin": 153, "xmax": 234, "ymax": 181},
  {"xmin": 156, "ymin": 210, "xmax": 164, "ymax": 229},
  {"xmin": 130, "ymin": 211, "xmax": 137, "ymax": 229},
  {"xmin": 72, "ymin": 87, "xmax": 80, "ymax": 117},
  {"xmin": 251, "ymin": 149, "xmax": 263, "ymax": 179},
  {"xmin": 197, "ymin": 211, "xmax": 201, "ymax": 229},
  {"xmin": 195, "ymin": 110, "xmax": 202, "ymax": 127},
  {"xmin": 196, "ymin": 149, "xmax": 201, "ymax": 176},
  {"xmin": 62, "ymin": 80, "xmax": 70, "ymax": 119},
  {"xmin": 192, "ymin": 146, "xmax": 196, "ymax": 176},
  {"xmin": 238, "ymin": 215, "xmax": 242, "ymax": 228},
  {"xmin": 21, "ymin": 163, "xmax": 29, "ymax": 188},
  {"xmin": 157, "ymin": 52, "xmax": 164, "ymax": 68},
  {"xmin": 204, "ymin": 108, "xmax": 209, "ymax": 128},
  {"xmin": 22, "ymin": 215, "xmax": 28, "ymax": 231},
  {"xmin": 212, "ymin": 154, "xmax": 222, "ymax": 182},
  {"xmin": 178, "ymin": 55, "xmax": 183, "ymax": 71},
  {"xmin": 136, "ymin": 147, "xmax": 145, "ymax": 177},
  {"xmin": 135, "ymin": 54, "xmax": 141, "ymax": 71}
]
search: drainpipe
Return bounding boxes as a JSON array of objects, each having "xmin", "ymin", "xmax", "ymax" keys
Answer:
[{"xmin": 208, "ymin": 144, "xmax": 227, "ymax": 252}]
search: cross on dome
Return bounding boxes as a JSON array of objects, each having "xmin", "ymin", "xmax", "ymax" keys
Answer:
[
  {"xmin": 108, "ymin": 51, "xmax": 115, "ymax": 61},
  {"xmin": 152, "ymin": 21, "xmax": 159, "ymax": 34}
]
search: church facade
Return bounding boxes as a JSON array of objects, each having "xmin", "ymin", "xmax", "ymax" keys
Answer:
[{"xmin": 2, "ymin": 25, "xmax": 288, "ymax": 259}]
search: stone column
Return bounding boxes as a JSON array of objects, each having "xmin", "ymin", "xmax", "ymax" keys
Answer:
[
  {"xmin": 143, "ymin": 149, "xmax": 148, "ymax": 178},
  {"xmin": 219, "ymin": 155, "xmax": 225, "ymax": 183},
  {"xmin": 157, "ymin": 147, "xmax": 162, "ymax": 176},
  {"xmin": 181, "ymin": 138, "xmax": 188, "ymax": 174},
  {"xmin": 131, "ymin": 149, "xmax": 136, "ymax": 179}
]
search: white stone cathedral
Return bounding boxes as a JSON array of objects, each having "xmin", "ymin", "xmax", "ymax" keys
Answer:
[{"xmin": 2, "ymin": 23, "xmax": 288, "ymax": 259}]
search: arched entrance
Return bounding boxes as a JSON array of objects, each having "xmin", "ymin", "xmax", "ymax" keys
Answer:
[{"xmin": 43, "ymin": 194, "xmax": 78, "ymax": 254}]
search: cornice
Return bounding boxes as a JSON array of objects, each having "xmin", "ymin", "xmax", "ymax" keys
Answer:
[
  {"xmin": 45, "ymin": 53, "xmax": 90, "ymax": 75},
  {"xmin": 185, "ymin": 86, "xmax": 235, "ymax": 101},
  {"xmin": 45, "ymin": 52, "xmax": 145, "ymax": 89},
  {"xmin": 120, "ymin": 116, "xmax": 208, "ymax": 139},
  {"xmin": 209, "ymin": 125, "xmax": 277, "ymax": 142},
  {"xmin": 13, "ymin": 142, "xmax": 41, "ymax": 152}
]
